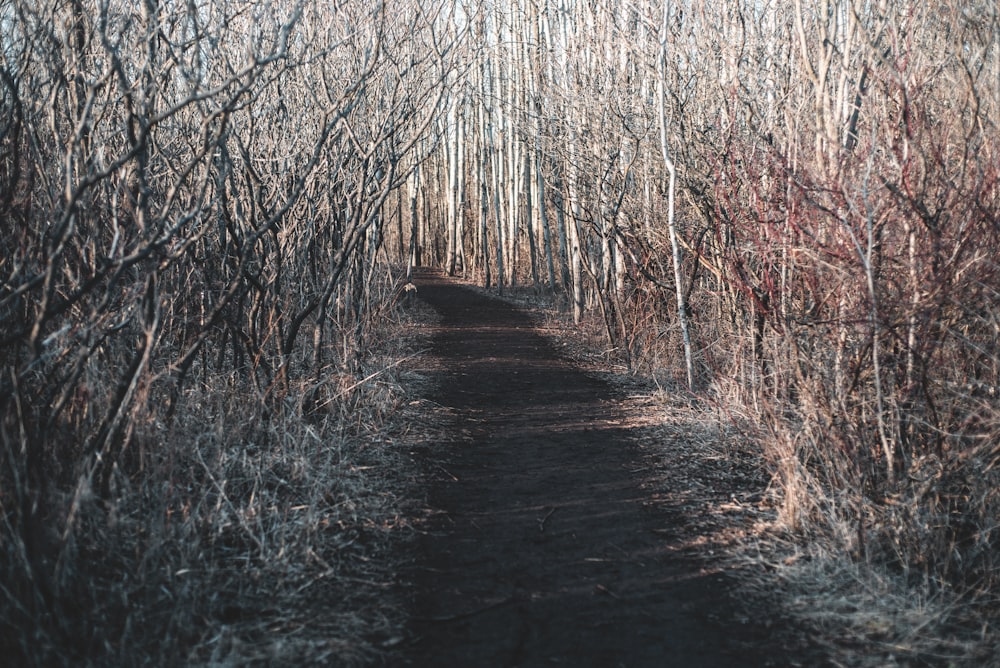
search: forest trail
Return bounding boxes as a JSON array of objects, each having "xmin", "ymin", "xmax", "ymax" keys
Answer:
[{"xmin": 402, "ymin": 270, "xmax": 775, "ymax": 667}]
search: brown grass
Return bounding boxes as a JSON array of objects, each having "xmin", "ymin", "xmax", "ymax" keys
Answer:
[
  {"xmin": 0, "ymin": 271, "xmax": 431, "ymax": 666},
  {"xmin": 483, "ymin": 276, "xmax": 1000, "ymax": 666}
]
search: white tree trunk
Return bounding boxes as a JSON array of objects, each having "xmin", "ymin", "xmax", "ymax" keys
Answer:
[{"xmin": 658, "ymin": 2, "xmax": 695, "ymax": 389}]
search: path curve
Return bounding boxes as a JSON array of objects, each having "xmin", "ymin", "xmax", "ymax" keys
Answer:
[{"xmin": 404, "ymin": 271, "xmax": 769, "ymax": 667}]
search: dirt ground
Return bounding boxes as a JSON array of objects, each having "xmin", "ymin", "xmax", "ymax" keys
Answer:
[{"xmin": 398, "ymin": 270, "xmax": 802, "ymax": 667}]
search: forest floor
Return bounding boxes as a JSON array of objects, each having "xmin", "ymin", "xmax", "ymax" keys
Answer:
[{"xmin": 394, "ymin": 270, "xmax": 821, "ymax": 667}]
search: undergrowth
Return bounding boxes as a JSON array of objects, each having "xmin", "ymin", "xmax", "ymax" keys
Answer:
[
  {"xmin": 483, "ymin": 275, "xmax": 1000, "ymax": 666},
  {"xmin": 0, "ymin": 275, "xmax": 425, "ymax": 666}
]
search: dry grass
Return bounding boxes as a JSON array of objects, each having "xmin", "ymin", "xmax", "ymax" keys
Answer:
[
  {"xmin": 0, "ymin": 276, "xmax": 434, "ymax": 666},
  {"xmin": 480, "ymin": 277, "xmax": 1000, "ymax": 666}
]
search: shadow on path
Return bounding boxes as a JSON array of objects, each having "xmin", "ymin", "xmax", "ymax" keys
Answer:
[{"xmin": 404, "ymin": 270, "xmax": 772, "ymax": 667}]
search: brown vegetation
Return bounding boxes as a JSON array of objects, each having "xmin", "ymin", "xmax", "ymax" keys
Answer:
[
  {"xmin": 0, "ymin": 0, "xmax": 442, "ymax": 663},
  {"xmin": 2, "ymin": 0, "xmax": 998, "ymax": 664},
  {"xmin": 401, "ymin": 1, "xmax": 1000, "ymax": 662}
]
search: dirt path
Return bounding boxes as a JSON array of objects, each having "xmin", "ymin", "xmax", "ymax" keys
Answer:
[{"xmin": 402, "ymin": 271, "xmax": 775, "ymax": 667}]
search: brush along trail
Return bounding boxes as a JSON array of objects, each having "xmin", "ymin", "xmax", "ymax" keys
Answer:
[{"xmin": 400, "ymin": 270, "xmax": 784, "ymax": 667}]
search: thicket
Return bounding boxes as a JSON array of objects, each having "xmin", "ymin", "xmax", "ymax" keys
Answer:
[
  {"xmin": 3, "ymin": 0, "xmax": 999, "ymax": 663},
  {"xmin": 0, "ymin": 0, "xmax": 450, "ymax": 663}
]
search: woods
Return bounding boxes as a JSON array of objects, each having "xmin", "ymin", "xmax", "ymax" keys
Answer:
[
  {"xmin": 2, "ymin": 0, "xmax": 999, "ymax": 663},
  {"xmin": 410, "ymin": 0, "xmax": 1000, "ymax": 587},
  {"xmin": 416, "ymin": 0, "xmax": 998, "ymax": 583},
  {"xmin": 1, "ymin": 0, "xmax": 452, "ymax": 662}
]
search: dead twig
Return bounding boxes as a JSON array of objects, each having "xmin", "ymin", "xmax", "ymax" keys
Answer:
[
  {"xmin": 537, "ymin": 506, "xmax": 557, "ymax": 532},
  {"xmin": 418, "ymin": 595, "xmax": 516, "ymax": 623},
  {"xmin": 436, "ymin": 464, "xmax": 459, "ymax": 481},
  {"xmin": 316, "ymin": 349, "xmax": 431, "ymax": 410}
]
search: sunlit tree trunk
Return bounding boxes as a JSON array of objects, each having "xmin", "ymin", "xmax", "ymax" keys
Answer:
[
  {"xmin": 658, "ymin": 1, "xmax": 695, "ymax": 389},
  {"xmin": 445, "ymin": 94, "xmax": 461, "ymax": 275}
]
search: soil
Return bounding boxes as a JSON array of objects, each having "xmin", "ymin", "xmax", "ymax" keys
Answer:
[{"xmin": 400, "ymin": 270, "xmax": 793, "ymax": 667}]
